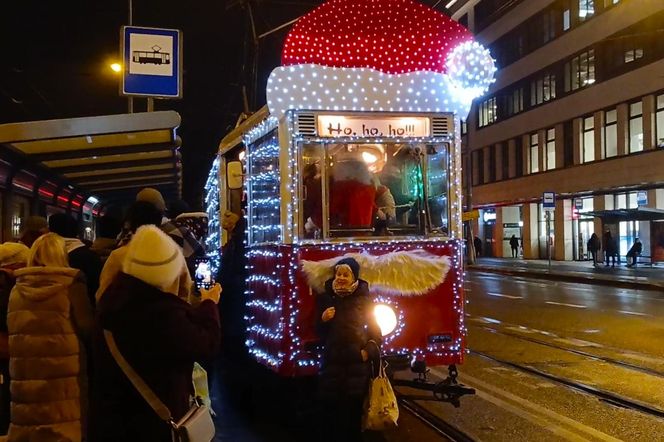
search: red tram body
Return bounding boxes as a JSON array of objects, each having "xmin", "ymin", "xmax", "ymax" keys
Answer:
[{"xmin": 210, "ymin": 0, "xmax": 495, "ymax": 390}]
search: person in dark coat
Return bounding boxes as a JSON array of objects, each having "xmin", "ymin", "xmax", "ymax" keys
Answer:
[
  {"xmin": 473, "ymin": 236, "xmax": 483, "ymax": 257},
  {"xmin": 49, "ymin": 213, "xmax": 102, "ymax": 306},
  {"xmin": 509, "ymin": 235, "xmax": 519, "ymax": 258},
  {"xmin": 587, "ymin": 233, "xmax": 601, "ymax": 266},
  {"xmin": 626, "ymin": 238, "xmax": 643, "ymax": 267},
  {"xmin": 603, "ymin": 229, "xmax": 617, "ymax": 267},
  {"xmin": 317, "ymin": 257, "xmax": 382, "ymax": 442},
  {"xmin": 91, "ymin": 225, "xmax": 221, "ymax": 442}
]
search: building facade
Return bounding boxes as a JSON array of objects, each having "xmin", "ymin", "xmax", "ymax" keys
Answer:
[{"xmin": 451, "ymin": 0, "xmax": 664, "ymax": 262}]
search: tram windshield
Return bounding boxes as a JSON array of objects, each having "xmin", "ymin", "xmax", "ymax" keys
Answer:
[{"xmin": 301, "ymin": 142, "xmax": 449, "ymax": 239}]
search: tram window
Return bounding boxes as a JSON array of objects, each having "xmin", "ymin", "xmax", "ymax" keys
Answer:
[
  {"xmin": 325, "ymin": 143, "xmax": 426, "ymax": 237},
  {"xmin": 247, "ymin": 130, "xmax": 280, "ymax": 244},
  {"xmin": 301, "ymin": 144, "xmax": 324, "ymax": 239},
  {"xmin": 426, "ymin": 144, "xmax": 450, "ymax": 235}
]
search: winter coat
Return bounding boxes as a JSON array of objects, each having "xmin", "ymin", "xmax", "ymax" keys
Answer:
[
  {"xmin": 0, "ymin": 267, "xmax": 21, "ymax": 434},
  {"xmin": 317, "ymin": 279, "xmax": 382, "ymax": 400},
  {"xmin": 603, "ymin": 232, "xmax": 617, "ymax": 254},
  {"xmin": 509, "ymin": 237, "xmax": 519, "ymax": 249},
  {"xmin": 587, "ymin": 236, "xmax": 601, "ymax": 253},
  {"xmin": 91, "ymin": 272, "xmax": 220, "ymax": 442},
  {"xmin": 65, "ymin": 238, "xmax": 103, "ymax": 307},
  {"xmin": 7, "ymin": 266, "xmax": 93, "ymax": 442},
  {"xmin": 628, "ymin": 241, "xmax": 643, "ymax": 255}
]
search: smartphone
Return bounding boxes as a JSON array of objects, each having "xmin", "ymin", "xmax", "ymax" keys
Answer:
[{"xmin": 194, "ymin": 257, "xmax": 214, "ymax": 290}]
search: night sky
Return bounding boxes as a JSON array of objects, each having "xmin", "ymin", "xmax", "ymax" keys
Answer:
[{"xmin": 1, "ymin": 0, "xmax": 445, "ymax": 209}]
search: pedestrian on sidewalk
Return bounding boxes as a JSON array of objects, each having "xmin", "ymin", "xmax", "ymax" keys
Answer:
[
  {"xmin": 603, "ymin": 229, "xmax": 617, "ymax": 268},
  {"xmin": 509, "ymin": 235, "xmax": 519, "ymax": 258},
  {"xmin": 626, "ymin": 238, "xmax": 643, "ymax": 267},
  {"xmin": 473, "ymin": 236, "xmax": 483, "ymax": 258},
  {"xmin": 587, "ymin": 233, "xmax": 601, "ymax": 266}
]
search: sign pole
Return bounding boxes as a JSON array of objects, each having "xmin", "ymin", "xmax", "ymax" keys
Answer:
[
  {"xmin": 127, "ymin": 0, "xmax": 134, "ymax": 114},
  {"xmin": 547, "ymin": 211, "xmax": 551, "ymax": 269}
]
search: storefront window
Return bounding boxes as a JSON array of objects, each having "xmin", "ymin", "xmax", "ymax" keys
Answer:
[
  {"xmin": 545, "ymin": 128, "xmax": 556, "ymax": 170},
  {"xmin": 604, "ymin": 109, "xmax": 618, "ymax": 158},
  {"xmin": 529, "ymin": 134, "xmax": 539, "ymax": 173},
  {"xmin": 581, "ymin": 116, "xmax": 595, "ymax": 163},
  {"xmin": 629, "ymin": 101, "xmax": 643, "ymax": 153}
]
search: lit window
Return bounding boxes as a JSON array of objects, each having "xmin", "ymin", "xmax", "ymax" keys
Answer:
[
  {"xmin": 478, "ymin": 97, "xmax": 498, "ymax": 127},
  {"xmin": 545, "ymin": 128, "xmax": 556, "ymax": 170},
  {"xmin": 564, "ymin": 49, "xmax": 595, "ymax": 92},
  {"xmin": 604, "ymin": 109, "xmax": 618, "ymax": 158},
  {"xmin": 656, "ymin": 94, "xmax": 664, "ymax": 148},
  {"xmin": 581, "ymin": 116, "xmax": 595, "ymax": 163},
  {"xmin": 624, "ymin": 48, "xmax": 644, "ymax": 64},
  {"xmin": 530, "ymin": 134, "xmax": 539, "ymax": 174},
  {"xmin": 530, "ymin": 74, "xmax": 556, "ymax": 106},
  {"xmin": 578, "ymin": 0, "xmax": 594, "ymax": 20},
  {"xmin": 629, "ymin": 101, "xmax": 643, "ymax": 153}
]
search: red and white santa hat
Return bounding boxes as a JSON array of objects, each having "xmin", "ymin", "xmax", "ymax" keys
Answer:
[{"xmin": 267, "ymin": 0, "xmax": 495, "ymax": 119}]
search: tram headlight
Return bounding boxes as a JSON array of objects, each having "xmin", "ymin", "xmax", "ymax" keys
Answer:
[{"xmin": 373, "ymin": 304, "xmax": 398, "ymax": 337}]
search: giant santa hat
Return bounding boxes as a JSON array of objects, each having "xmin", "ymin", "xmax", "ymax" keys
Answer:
[{"xmin": 266, "ymin": 0, "xmax": 495, "ymax": 119}]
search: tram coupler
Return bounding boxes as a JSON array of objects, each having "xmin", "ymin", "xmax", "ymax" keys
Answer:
[{"xmin": 388, "ymin": 359, "xmax": 475, "ymax": 408}]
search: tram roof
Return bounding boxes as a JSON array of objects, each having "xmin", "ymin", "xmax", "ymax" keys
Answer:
[
  {"xmin": 218, "ymin": 106, "xmax": 269, "ymax": 155},
  {"xmin": 0, "ymin": 111, "xmax": 182, "ymax": 206}
]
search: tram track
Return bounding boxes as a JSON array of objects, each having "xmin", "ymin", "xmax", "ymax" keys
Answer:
[
  {"xmin": 470, "ymin": 349, "xmax": 664, "ymax": 420},
  {"xmin": 398, "ymin": 396, "xmax": 476, "ymax": 442},
  {"xmin": 478, "ymin": 324, "xmax": 664, "ymax": 379}
]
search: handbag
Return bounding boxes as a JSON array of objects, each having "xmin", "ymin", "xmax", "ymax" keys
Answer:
[
  {"xmin": 104, "ymin": 330, "xmax": 215, "ymax": 442},
  {"xmin": 362, "ymin": 342, "xmax": 399, "ymax": 431}
]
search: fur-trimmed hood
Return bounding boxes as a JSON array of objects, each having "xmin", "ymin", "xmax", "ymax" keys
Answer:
[
  {"xmin": 302, "ymin": 249, "xmax": 451, "ymax": 295},
  {"xmin": 13, "ymin": 266, "xmax": 81, "ymax": 302}
]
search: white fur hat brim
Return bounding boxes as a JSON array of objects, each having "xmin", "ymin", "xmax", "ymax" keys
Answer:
[{"xmin": 122, "ymin": 225, "xmax": 185, "ymax": 290}]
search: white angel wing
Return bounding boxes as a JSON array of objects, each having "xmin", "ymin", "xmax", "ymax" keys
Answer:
[{"xmin": 300, "ymin": 250, "xmax": 451, "ymax": 295}]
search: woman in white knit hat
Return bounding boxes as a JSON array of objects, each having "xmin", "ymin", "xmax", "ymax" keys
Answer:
[{"xmin": 91, "ymin": 225, "xmax": 221, "ymax": 442}]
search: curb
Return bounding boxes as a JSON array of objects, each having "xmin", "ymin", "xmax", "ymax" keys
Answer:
[{"xmin": 467, "ymin": 265, "xmax": 664, "ymax": 292}]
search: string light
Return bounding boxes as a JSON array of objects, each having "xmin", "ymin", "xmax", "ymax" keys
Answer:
[
  {"xmin": 204, "ymin": 157, "xmax": 221, "ymax": 275},
  {"xmin": 231, "ymin": 0, "xmax": 496, "ymax": 374}
]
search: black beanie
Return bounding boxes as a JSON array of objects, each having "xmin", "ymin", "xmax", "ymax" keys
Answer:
[{"xmin": 334, "ymin": 257, "xmax": 360, "ymax": 281}]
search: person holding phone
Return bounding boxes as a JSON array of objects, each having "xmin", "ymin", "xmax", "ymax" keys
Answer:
[{"xmin": 91, "ymin": 225, "xmax": 221, "ymax": 441}]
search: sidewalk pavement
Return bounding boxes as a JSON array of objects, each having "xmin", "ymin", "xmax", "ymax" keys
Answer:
[{"xmin": 468, "ymin": 257, "xmax": 664, "ymax": 292}]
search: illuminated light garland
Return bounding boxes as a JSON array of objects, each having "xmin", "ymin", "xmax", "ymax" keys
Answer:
[
  {"xmin": 281, "ymin": 0, "xmax": 473, "ymax": 75},
  {"xmin": 204, "ymin": 157, "xmax": 221, "ymax": 275}
]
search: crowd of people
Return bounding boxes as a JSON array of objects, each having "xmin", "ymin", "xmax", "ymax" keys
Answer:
[
  {"xmin": 0, "ymin": 188, "xmax": 220, "ymax": 441},
  {"xmin": 0, "ymin": 187, "xmax": 384, "ymax": 442},
  {"xmin": 588, "ymin": 229, "xmax": 643, "ymax": 268}
]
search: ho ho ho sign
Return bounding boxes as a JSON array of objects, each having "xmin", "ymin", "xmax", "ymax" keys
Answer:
[{"xmin": 316, "ymin": 115, "xmax": 430, "ymax": 138}]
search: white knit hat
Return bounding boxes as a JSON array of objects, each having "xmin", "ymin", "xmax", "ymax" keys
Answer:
[
  {"xmin": 0, "ymin": 242, "xmax": 29, "ymax": 266},
  {"xmin": 122, "ymin": 225, "xmax": 185, "ymax": 290}
]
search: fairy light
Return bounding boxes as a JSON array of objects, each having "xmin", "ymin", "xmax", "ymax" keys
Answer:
[
  {"xmin": 204, "ymin": 157, "xmax": 221, "ymax": 275},
  {"xmin": 235, "ymin": 0, "xmax": 489, "ymax": 374}
]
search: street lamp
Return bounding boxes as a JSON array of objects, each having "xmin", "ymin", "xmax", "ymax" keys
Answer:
[{"xmin": 110, "ymin": 63, "xmax": 122, "ymax": 73}]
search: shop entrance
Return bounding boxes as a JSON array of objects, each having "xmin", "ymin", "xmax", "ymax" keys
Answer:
[{"xmin": 575, "ymin": 218, "xmax": 594, "ymax": 260}]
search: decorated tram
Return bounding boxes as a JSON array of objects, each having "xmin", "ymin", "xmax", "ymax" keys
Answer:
[{"xmin": 207, "ymin": 0, "xmax": 495, "ymax": 397}]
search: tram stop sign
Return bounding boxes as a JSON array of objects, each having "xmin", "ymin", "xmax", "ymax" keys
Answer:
[
  {"xmin": 543, "ymin": 191, "xmax": 555, "ymax": 211},
  {"xmin": 121, "ymin": 26, "xmax": 182, "ymax": 98}
]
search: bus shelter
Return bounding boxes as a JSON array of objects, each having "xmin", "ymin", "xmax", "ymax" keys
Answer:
[{"xmin": 0, "ymin": 111, "xmax": 182, "ymax": 241}]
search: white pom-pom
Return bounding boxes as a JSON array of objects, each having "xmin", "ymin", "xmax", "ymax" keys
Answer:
[{"xmin": 446, "ymin": 41, "xmax": 496, "ymax": 100}]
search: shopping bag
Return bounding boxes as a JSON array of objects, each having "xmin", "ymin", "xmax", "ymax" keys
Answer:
[
  {"xmin": 192, "ymin": 363, "xmax": 214, "ymax": 415},
  {"xmin": 362, "ymin": 361, "xmax": 399, "ymax": 431}
]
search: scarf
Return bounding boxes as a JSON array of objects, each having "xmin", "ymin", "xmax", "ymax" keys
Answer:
[{"xmin": 332, "ymin": 278, "xmax": 359, "ymax": 296}]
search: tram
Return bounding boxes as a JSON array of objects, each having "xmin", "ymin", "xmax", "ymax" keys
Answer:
[{"xmin": 210, "ymin": 0, "xmax": 495, "ymax": 402}]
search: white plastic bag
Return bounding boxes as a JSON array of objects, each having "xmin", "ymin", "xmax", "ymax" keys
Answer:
[
  {"xmin": 192, "ymin": 363, "xmax": 214, "ymax": 415},
  {"xmin": 363, "ymin": 361, "xmax": 399, "ymax": 431}
]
